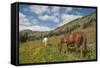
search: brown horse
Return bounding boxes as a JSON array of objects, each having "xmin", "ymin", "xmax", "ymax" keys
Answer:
[{"xmin": 58, "ymin": 31, "xmax": 87, "ymax": 57}]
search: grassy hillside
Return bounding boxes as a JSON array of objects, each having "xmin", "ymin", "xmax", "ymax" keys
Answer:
[
  {"xmin": 19, "ymin": 25, "xmax": 96, "ymax": 64},
  {"xmin": 19, "ymin": 12, "xmax": 97, "ymax": 64},
  {"xmin": 19, "ymin": 12, "xmax": 96, "ymax": 42},
  {"xmin": 52, "ymin": 12, "xmax": 96, "ymax": 34}
]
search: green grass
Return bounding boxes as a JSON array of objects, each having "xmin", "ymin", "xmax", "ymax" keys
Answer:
[{"xmin": 19, "ymin": 26, "xmax": 96, "ymax": 64}]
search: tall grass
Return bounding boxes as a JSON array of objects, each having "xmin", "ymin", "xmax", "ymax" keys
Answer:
[{"xmin": 19, "ymin": 26, "xmax": 96, "ymax": 64}]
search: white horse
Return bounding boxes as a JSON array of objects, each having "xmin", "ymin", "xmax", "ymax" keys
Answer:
[{"xmin": 42, "ymin": 37, "xmax": 48, "ymax": 46}]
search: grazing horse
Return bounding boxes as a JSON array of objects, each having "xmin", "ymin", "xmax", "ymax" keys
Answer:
[
  {"xmin": 42, "ymin": 37, "xmax": 48, "ymax": 46},
  {"xmin": 58, "ymin": 31, "xmax": 87, "ymax": 57}
]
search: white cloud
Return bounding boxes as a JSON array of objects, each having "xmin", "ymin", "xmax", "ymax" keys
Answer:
[
  {"xmin": 75, "ymin": 11, "xmax": 82, "ymax": 15},
  {"xmin": 19, "ymin": 6, "xmax": 83, "ymax": 31},
  {"xmin": 19, "ymin": 12, "xmax": 26, "ymax": 18},
  {"xmin": 51, "ymin": 6, "xmax": 61, "ymax": 19},
  {"xmin": 19, "ymin": 25, "xmax": 28, "ymax": 31},
  {"xmin": 29, "ymin": 6, "xmax": 61, "ymax": 23},
  {"xmin": 54, "ymin": 18, "xmax": 59, "ymax": 23},
  {"xmin": 51, "ymin": 6, "xmax": 60, "ymax": 13},
  {"xmin": 53, "ymin": 12, "xmax": 60, "ymax": 17},
  {"xmin": 31, "ymin": 19, "xmax": 38, "ymax": 25},
  {"xmin": 39, "ymin": 14, "xmax": 60, "ymax": 23},
  {"xmin": 58, "ymin": 14, "xmax": 82, "ymax": 27},
  {"xmin": 19, "ymin": 12, "xmax": 31, "ymax": 26},
  {"xmin": 39, "ymin": 15, "xmax": 52, "ymax": 21},
  {"xmin": 65, "ymin": 7, "xmax": 73, "ymax": 12},
  {"xmin": 29, "ymin": 5, "xmax": 48, "ymax": 15},
  {"xmin": 19, "ymin": 12, "xmax": 52, "ymax": 31},
  {"xmin": 19, "ymin": 25, "xmax": 52, "ymax": 31},
  {"xmin": 19, "ymin": 12, "xmax": 82, "ymax": 31},
  {"xmin": 67, "ymin": 7, "xmax": 73, "ymax": 11},
  {"xmin": 19, "ymin": 12, "xmax": 39, "ymax": 25}
]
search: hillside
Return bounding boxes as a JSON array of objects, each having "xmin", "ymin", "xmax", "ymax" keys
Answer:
[
  {"xmin": 19, "ymin": 12, "xmax": 97, "ymax": 64},
  {"xmin": 19, "ymin": 12, "xmax": 96, "ymax": 40},
  {"xmin": 51, "ymin": 12, "xmax": 96, "ymax": 34}
]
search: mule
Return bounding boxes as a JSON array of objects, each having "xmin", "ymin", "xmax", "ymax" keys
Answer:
[{"xmin": 58, "ymin": 31, "xmax": 87, "ymax": 57}]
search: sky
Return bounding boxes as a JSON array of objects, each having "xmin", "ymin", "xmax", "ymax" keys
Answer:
[{"xmin": 19, "ymin": 4, "xmax": 96, "ymax": 31}]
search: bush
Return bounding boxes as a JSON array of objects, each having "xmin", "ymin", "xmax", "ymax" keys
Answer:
[{"xmin": 19, "ymin": 33, "xmax": 28, "ymax": 43}]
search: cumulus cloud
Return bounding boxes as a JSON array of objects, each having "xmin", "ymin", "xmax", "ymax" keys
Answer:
[
  {"xmin": 19, "ymin": 25, "xmax": 52, "ymax": 31},
  {"xmin": 29, "ymin": 5, "xmax": 48, "ymax": 15},
  {"xmin": 29, "ymin": 6, "xmax": 61, "ymax": 23},
  {"xmin": 39, "ymin": 15, "xmax": 52, "ymax": 21},
  {"xmin": 19, "ymin": 12, "xmax": 26, "ymax": 18},
  {"xmin": 66, "ymin": 7, "xmax": 73, "ymax": 11},
  {"xmin": 19, "ymin": 12, "xmax": 31, "ymax": 26},
  {"xmin": 19, "ymin": 6, "xmax": 84, "ymax": 31},
  {"xmin": 19, "ymin": 12, "xmax": 46, "ymax": 31},
  {"xmin": 58, "ymin": 14, "xmax": 82, "ymax": 27},
  {"xmin": 51, "ymin": 6, "xmax": 60, "ymax": 13},
  {"xmin": 19, "ymin": 12, "xmax": 53, "ymax": 31},
  {"xmin": 54, "ymin": 18, "xmax": 59, "ymax": 23},
  {"xmin": 74, "ymin": 11, "xmax": 82, "ymax": 15},
  {"xmin": 39, "ymin": 14, "xmax": 60, "ymax": 23},
  {"xmin": 65, "ymin": 7, "xmax": 73, "ymax": 12},
  {"xmin": 30, "ymin": 19, "xmax": 38, "ymax": 25}
]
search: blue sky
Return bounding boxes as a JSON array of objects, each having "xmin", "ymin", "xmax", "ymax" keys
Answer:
[{"xmin": 19, "ymin": 4, "xmax": 96, "ymax": 31}]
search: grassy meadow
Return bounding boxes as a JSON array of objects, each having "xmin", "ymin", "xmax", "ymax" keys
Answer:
[{"xmin": 19, "ymin": 25, "xmax": 97, "ymax": 64}]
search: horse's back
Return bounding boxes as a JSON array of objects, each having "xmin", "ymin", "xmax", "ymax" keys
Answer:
[
  {"xmin": 59, "ymin": 31, "xmax": 86, "ymax": 44},
  {"xmin": 71, "ymin": 31, "xmax": 86, "ymax": 44}
]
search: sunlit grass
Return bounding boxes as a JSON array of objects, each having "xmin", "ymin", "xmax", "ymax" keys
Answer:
[{"xmin": 19, "ymin": 26, "xmax": 96, "ymax": 64}]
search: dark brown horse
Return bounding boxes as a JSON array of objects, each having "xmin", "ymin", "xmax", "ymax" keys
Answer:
[{"xmin": 58, "ymin": 31, "xmax": 87, "ymax": 57}]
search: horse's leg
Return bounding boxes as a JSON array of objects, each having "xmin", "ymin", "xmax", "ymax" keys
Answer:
[
  {"xmin": 75, "ymin": 43, "xmax": 79, "ymax": 57},
  {"xmin": 58, "ymin": 43, "xmax": 62, "ymax": 53},
  {"xmin": 61, "ymin": 43, "xmax": 67, "ymax": 54},
  {"xmin": 83, "ymin": 37, "xmax": 87, "ymax": 57},
  {"xmin": 64, "ymin": 43, "xmax": 68, "ymax": 54},
  {"xmin": 80, "ymin": 45, "xmax": 83, "ymax": 58},
  {"xmin": 80, "ymin": 40, "xmax": 86, "ymax": 58},
  {"xmin": 83, "ymin": 45, "xmax": 86, "ymax": 57},
  {"xmin": 82, "ymin": 43, "xmax": 86, "ymax": 57},
  {"xmin": 62, "ymin": 43, "xmax": 67, "ymax": 53}
]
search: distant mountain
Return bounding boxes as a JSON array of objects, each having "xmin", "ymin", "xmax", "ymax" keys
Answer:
[{"xmin": 19, "ymin": 12, "xmax": 96, "ymax": 38}]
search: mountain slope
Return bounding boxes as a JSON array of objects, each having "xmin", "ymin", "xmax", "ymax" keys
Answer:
[
  {"xmin": 19, "ymin": 12, "xmax": 96, "ymax": 40},
  {"xmin": 51, "ymin": 12, "xmax": 96, "ymax": 34}
]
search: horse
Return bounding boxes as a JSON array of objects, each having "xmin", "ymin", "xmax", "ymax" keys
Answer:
[
  {"xmin": 42, "ymin": 37, "xmax": 48, "ymax": 46},
  {"xmin": 58, "ymin": 31, "xmax": 87, "ymax": 57}
]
